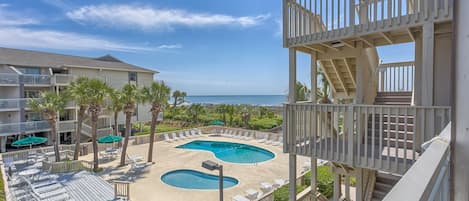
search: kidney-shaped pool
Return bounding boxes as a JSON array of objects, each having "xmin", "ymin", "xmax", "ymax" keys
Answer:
[
  {"xmin": 176, "ymin": 140, "xmax": 275, "ymax": 163},
  {"xmin": 161, "ymin": 169, "xmax": 238, "ymax": 190}
]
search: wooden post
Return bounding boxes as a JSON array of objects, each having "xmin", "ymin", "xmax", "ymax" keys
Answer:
[
  {"xmin": 345, "ymin": 175, "xmax": 351, "ymax": 201},
  {"xmin": 288, "ymin": 47, "xmax": 297, "ymax": 201},
  {"xmin": 311, "ymin": 157, "xmax": 317, "ymax": 201},
  {"xmin": 421, "ymin": 22, "xmax": 434, "ymax": 106},
  {"xmin": 333, "ymin": 171, "xmax": 342, "ymax": 201},
  {"xmin": 355, "ymin": 168, "xmax": 363, "ymax": 201},
  {"xmin": 311, "ymin": 53, "xmax": 317, "ymax": 103}
]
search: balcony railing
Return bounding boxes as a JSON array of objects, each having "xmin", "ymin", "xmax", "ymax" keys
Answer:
[
  {"xmin": 284, "ymin": 103, "xmax": 450, "ymax": 174},
  {"xmin": 58, "ymin": 120, "xmax": 76, "ymax": 132},
  {"xmin": 0, "ymin": 121, "xmax": 50, "ymax": 136},
  {"xmin": 22, "ymin": 74, "xmax": 51, "ymax": 85},
  {"xmin": 52, "ymin": 74, "xmax": 75, "ymax": 85},
  {"xmin": 378, "ymin": 61, "xmax": 415, "ymax": 92},
  {"xmin": 0, "ymin": 73, "xmax": 19, "ymax": 85},
  {"xmin": 283, "ymin": 0, "xmax": 453, "ymax": 47},
  {"xmin": 0, "ymin": 98, "xmax": 40, "ymax": 111},
  {"xmin": 383, "ymin": 123, "xmax": 450, "ymax": 201}
]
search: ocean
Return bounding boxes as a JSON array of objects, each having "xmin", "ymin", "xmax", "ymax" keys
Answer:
[{"xmin": 182, "ymin": 95, "xmax": 287, "ymax": 106}]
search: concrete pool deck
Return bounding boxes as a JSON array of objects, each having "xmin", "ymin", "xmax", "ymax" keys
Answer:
[{"xmin": 79, "ymin": 134, "xmax": 309, "ymax": 201}]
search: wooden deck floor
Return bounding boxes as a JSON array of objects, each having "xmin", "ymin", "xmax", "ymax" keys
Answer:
[{"xmin": 57, "ymin": 171, "xmax": 115, "ymax": 201}]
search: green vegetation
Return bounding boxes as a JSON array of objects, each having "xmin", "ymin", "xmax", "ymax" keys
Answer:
[
  {"xmin": 303, "ymin": 166, "xmax": 334, "ymax": 198},
  {"xmin": 134, "ymin": 123, "xmax": 182, "ymax": 136},
  {"xmin": 0, "ymin": 168, "xmax": 5, "ymax": 201},
  {"xmin": 164, "ymin": 104, "xmax": 282, "ymax": 131},
  {"xmin": 273, "ymin": 184, "xmax": 307, "ymax": 201}
]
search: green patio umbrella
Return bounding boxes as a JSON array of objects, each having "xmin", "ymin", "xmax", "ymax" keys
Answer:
[
  {"xmin": 12, "ymin": 136, "xmax": 48, "ymax": 149},
  {"xmin": 209, "ymin": 120, "xmax": 225, "ymax": 126},
  {"xmin": 98, "ymin": 135, "xmax": 123, "ymax": 144}
]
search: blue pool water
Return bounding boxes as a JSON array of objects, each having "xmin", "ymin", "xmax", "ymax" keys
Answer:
[
  {"xmin": 177, "ymin": 140, "xmax": 275, "ymax": 163},
  {"xmin": 161, "ymin": 169, "xmax": 238, "ymax": 189}
]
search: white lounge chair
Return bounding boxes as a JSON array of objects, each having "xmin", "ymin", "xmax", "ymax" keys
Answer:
[
  {"xmin": 243, "ymin": 132, "xmax": 253, "ymax": 140},
  {"xmin": 127, "ymin": 154, "xmax": 143, "ymax": 163},
  {"xmin": 194, "ymin": 129, "xmax": 203, "ymax": 136},
  {"xmin": 171, "ymin": 132, "xmax": 180, "ymax": 141},
  {"xmin": 260, "ymin": 182, "xmax": 273, "ymax": 193},
  {"xmin": 190, "ymin": 130, "xmax": 198, "ymax": 137},
  {"xmin": 235, "ymin": 131, "xmax": 244, "ymax": 139},
  {"xmin": 245, "ymin": 188, "xmax": 260, "ymax": 200},
  {"xmin": 273, "ymin": 137, "xmax": 284, "ymax": 146},
  {"xmin": 232, "ymin": 195, "xmax": 250, "ymax": 201},
  {"xmin": 163, "ymin": 133, "xmax": 174, "ymax": 142},
  {"xmin": 266, "ymin": 136, "xmax": 278, "ymax": 145},
  {"xmin": 225, "ymin": 130, "xmax": 232, "ymax": 137},
  {"xmin": 178, "ymin": 132, "xmax": 187, "ymax": 140},
  {"xmin": 258, "ymin": 134, "xmax": 269, "ymax": 143},
  {"xmin": 273, "ymin": 179, "xmax": 287, "ymax": 188}
]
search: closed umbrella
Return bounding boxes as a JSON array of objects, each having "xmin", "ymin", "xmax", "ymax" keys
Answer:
[
  {"xmin": 12, "ymin": 136, "xmax": 48, "ymax": 149},
  {"xmin": 209, "ymin": 120, "xmax": 225, "ymax": 126},
  {"xmin": 98, "ymin": 135, "xmax": 123, "ymax": 144}
]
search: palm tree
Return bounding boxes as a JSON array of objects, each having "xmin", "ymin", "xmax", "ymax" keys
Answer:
[
  {"xmin": 119, "ymin": 83, "xmax": 142, "ymax": 166},
  {"xmin": 187, "ymin": 104, "xmax": 204, "ymax": 123},
  {"xmin": 172, "ymin": 90, "xmax": 181, "ymax": 107},
  {"xmin": 240, "ymin": 105, "xmax": 254, "ymax": 129},
  {"xmin": 142, "ymin": 81, "xmax": 171, "ymax": 163},
  {"xmin": 215, "ymin": 104, "xmax": 227, "ymax": 124},
  {"xmin": 226, "ymin": 105, "xmax": 236, "ymax": 126},
  {"xmin": 29, "ymin": 92, "xmax": 66, "ymax": 162},
  {"xmin": 317, "ymin": 71, "xmax": 332, "ymax": 104},
  {"xmin": 180, "ymin": 91, "xmax": 187, "ymax": 103},
  {"xmin": 67, "ymin": 77, "xmax": 90, "ymax": 160},
  {"xmin": 295, "ymin": 81, "xmax": 311, "ymax": 101},
  {"xmin": 109, "ymin": 89, "xmax": 124, "ymax": 135},
  {"xmin": 85, "ymin": 78, "xmax": 111, "ymax": 171}
]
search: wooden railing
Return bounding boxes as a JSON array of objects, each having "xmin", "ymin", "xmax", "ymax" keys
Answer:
[
  {"xmin": 114, "ymin": 181, "xmax": 131, "ymax": 200},
  {"xmin": 284, "ymin": 103, "xmax": 450, "ymax": 174},
  {"xmin": 42, "ymin": 160, "xmax": 92, "ymax": 173},
  {"xmin": 378, "ymin": 61, "xmax": 415, "ymax": 92},
  {"xmin": 283, "ymin": 0, "xmax": 453, "ymax": 47},
  {"xmin": 383, "ymin": 123, "xmax": 450, "ymax": 201}
]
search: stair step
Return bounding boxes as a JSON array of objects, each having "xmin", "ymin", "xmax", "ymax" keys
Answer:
[
  {"xmin": 376, "ymin": 92, "xmax": 412, "ymax": 96},
  {"xmin": 367, "ymin": 131, "xmax": 415, "ymax": 140},
  {"xmin": 374, "ymin": 181, "xmax": 394, "ymax": 192},
  {"xmin": 366, "ymin": 137, "xmax": 414, "ymax": 148},
  {"xmin": 372, "ymin": 189, "xmax": 388, "ymax": 199},
  {"xmin": 374, "ymin": 102, "xmax": 411, "ymax": 105}
]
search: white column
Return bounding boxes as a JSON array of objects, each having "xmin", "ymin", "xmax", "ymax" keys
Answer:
[
  {"xmin": 421, "ymin": 23, "xmax": 434, "ymax": 106},
  {"xmin": 310, "ymin": 53, "xmax": 318, "ymax": 201},
  {"xmin": 355, "ymin": 168, "xmax": 363, "ymax": 201},
  {"xmin": 333, "ymin": 172, "xmax": 342, "ymax": 201},
  {"xmin": 414, "ymin": 34, "xmax": 422, "ymax": 106},
  {"xmin": 288, "ymin": 48, "xmax": 297, "ymax": 201},
  {"xmin": 453, "ymin": 0, "xmax": 469, "ymax": 200},
  {"xmin": 310, "ymin": 158, "xmax": 317, "ymax": 201},
  {"xmin": 344, "ymin": 175, "xmax": 350, "ymax": 201}
]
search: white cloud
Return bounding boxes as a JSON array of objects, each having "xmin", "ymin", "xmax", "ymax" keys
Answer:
[
  {"xmin": 0, "ymin": 4, "xmax": 40, "ymax": 26},
  {"xmin": 0, "ymin": 27, "xmax": 178, "ymax": 52},
  {"xmin": 157, "ymin": 44, "xmax": 182, "ymax": 49},
  {"xmin": 66, "ymin": 4, "xmax": 270, "ymax": 31}
]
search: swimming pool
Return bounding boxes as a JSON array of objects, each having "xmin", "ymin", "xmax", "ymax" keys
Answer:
[
  {"xmin": 161, "ymin": 169, "xmax": 238, "ymax": 189},
  {"xmin": 177, "ymin": 140, "xmax": 275, "ymax": 163}
]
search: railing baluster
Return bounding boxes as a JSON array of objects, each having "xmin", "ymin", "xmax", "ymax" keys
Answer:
[
  {"xmin": 365, "ymin": 107, "xmax": 369, "ymax": 167},
  {"xmin": 379, "ymin": 107, "xmax": 384, "ymax": 169},
  {"xmin": 387, "ymin": 107, "xmax": 391, "ymax": 170}
]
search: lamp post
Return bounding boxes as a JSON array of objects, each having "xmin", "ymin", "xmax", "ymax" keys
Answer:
[{"xmin": 202, "ymin": 160, "xmax": 223, "ymax": 201}]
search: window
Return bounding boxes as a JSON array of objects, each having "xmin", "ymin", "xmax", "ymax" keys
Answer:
[
  {"xmin": 24, "ymin": 90, "xmax": 40, "ymax": 98},
  {"xmin": 128, "ymin": 72, "xmax": 138, "ymax": 82},
  {"xmin": 17, "ymin": 67, "xmax": 41, "ymax": 75}
]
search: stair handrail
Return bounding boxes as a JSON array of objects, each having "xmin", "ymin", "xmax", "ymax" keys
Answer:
[{"xmin": 382, "ymin": 123, "xmax": 451, "ymax": 201}]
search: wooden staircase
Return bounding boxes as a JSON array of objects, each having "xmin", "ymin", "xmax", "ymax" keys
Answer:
[
  {"xmin": 374, "ymin": 92, "xmax": 412, "ymax": 105},
  {"xmin": 318, "ymin": 58, "xmax": 357, "ymax": 98},
  {"xmin": 371, "ymin": 172, "xmax": 401, "ymax": 201}
]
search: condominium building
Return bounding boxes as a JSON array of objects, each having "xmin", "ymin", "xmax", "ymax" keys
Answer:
[
  {"xmin": 281, "ymin": 0, "xmax": 467, "ymax": 200},
  {"xmin": 0, "ymin": 47, "xmax": 157, "ymax": 153}
]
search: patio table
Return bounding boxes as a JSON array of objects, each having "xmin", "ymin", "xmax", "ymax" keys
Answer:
[{"xmin": 18, "ymin": 168, "xmax": 41, "ymax": 181}]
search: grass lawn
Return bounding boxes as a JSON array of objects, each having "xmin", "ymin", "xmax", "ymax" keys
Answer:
[
  {"xmin": 134, "ymin": 124, "xmax": 183, "ymax": 136},
  {"xmin": 0, "ymin": 169, "xmax": 5, "ymax": 201}
]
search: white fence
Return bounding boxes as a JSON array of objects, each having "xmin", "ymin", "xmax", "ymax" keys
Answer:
[{"xmin": 378, "ymin": 61, "xmax": 415, "ymax": 92}]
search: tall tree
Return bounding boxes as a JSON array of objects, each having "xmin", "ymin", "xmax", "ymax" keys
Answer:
[
  {"xmin": 180, "ymin": 91, "xmax": 187, "ymax": 103},
  {"xmin": 142, "ymin": 81, "xmax": 171, "ymax": 163},
  {"xmin": 317, "ymin": 71, "xmax": 332, "ymax": 104},
  {"xmin": 67, "ymin": 77, "xmax": 90, "ymax": 160},
  {"xmin": 29, "ymin": 92, "xmax": 66, "ymax": 162},
  {"xmin": 187, "ymin": 104, "xmax": 204, "ymax": 123},
  {"xmin": 109, "ymin": 89, "xmax": 125, "ymax": 135},
  {"xmin": 226, "ymin": 105, "xmax": 236, "ymax": 126},
  {"xmin": 85, "ymin": 79, "xmax": 111, "ymax": 171},
  {"xmin": 215, "ymin": 104, "xmax": 227, "ymax": 124},
  {"xmin": 119, "ymin": 83, "xmax": 142, "ymax": 166},
  {"xmin": 240, "ymin": 105, "xmax": 254, "ymax": 129},
  {"xmin": 295, "ymin": 81, "xmax": 311, "ymax": 101},
  {"xmin": 172, "ymin": 90, "xmax": 181, "ymax": 107}
]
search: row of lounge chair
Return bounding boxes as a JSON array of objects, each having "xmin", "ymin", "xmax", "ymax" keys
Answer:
[
  {"xmin": 163, "ymin": 129, "xmax": 203, "ymax": 142},
  {"xmin": 217, "ymin": 129, "xmax": 284, "ymax": 146},
  {"xmin": 232, "ymin": 178, "xmax": 288, "ymax": 201}
]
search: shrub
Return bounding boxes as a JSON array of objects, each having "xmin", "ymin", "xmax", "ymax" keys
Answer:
[
  {"xmin": 249, "ymin": 118, "xmax": 281, "ymax": 130},
  {"xmin": 273, "ymin": 185, "xmax": 307, "ymax": 201},
  {"xmin": 303, "ymin": 166, "xmax": 334, "ymax": 198}
]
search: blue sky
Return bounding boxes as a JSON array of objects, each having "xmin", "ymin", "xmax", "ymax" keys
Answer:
[{"xmin": 0, "ymin": 0, "xmax": 414, "ymax": 95}]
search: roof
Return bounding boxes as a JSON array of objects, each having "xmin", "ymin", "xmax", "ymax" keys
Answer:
[{"xmin": 0, "ymin": 47, "xmax": 157, "ymax": 73}]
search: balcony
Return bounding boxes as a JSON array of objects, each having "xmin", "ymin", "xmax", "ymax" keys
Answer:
[
  {"xmin": 284, "ymin": 103, "xmax": 450, "ymax": 174},
  {"xmin": 0, "ymin": 98, "xmax": 41, "ymax": 111},
  {"xmin": 0, "ymin": 121, "xmax": 50, "ymax": 136},
  {"xmin": 0, "ymin": 73, "xmax": 20, "ymax": 85},
  {"xmin": 52, "ymin": 74, "xmax": 75, "ymax": 86},
  {"xmin": 283, "ymin": 0, "xmax": 453, "ymax": 47},
  {"xmin": 22, "ymin": 74, "xmax": 51, "ymax": 86}
]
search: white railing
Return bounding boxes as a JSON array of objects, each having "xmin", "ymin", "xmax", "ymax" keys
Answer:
[
  {"xmin": 0, "ymin": 121, "xmax": 50, "ymax": 136},
  {"xmin": 283, "ymin": 0, "xmax": 453, "ymax": 47},
  {"xmin": 0, "ymin": 98, "xmax": 37, "ymax": 110},
  {"xmin": 58, "ymin": 120, "xmax": 76, "ymax": 132},
  {"xmin": 378, "ymin": 61, "xmax": 415, "ymax": 92},
  {"xmin": 0, "ymin": 73, "xmax": 19, "ymax": 85},
  {"xmin": 114, "ymin": 181, "xmax": 131, "ymax": 200},
  {"xmin": 21, "ymin": 74, "xmax": 51, "ymax": 85},
  {"xmin": 52, "ymin": 74, "xmax": 75, "ymax": 85},
  {"xmin": 383, "ymin": 123, "xmax": 450, "ymax": 201},
  {"xmin": 284, "ymin": 103, "xmax": 451, "ymax": 174}
]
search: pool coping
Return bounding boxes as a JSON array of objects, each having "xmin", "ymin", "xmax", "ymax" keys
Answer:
[{"xmin": 159, "ymin": 168, "xmax": 241, "ymax": 191}]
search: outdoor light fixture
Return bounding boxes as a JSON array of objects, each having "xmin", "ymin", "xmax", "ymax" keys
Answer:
[{"xmin": 202, "ymin": 160, "xmax": 224, "ymax": 201}]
